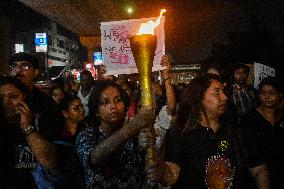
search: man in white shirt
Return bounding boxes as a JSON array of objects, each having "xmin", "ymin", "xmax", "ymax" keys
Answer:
[{"xmin": 77, "ymin": 70, "xmax": 94, "ymax": 116}]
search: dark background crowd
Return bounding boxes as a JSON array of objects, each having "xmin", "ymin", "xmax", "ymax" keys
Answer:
[
  {"xmin": 0, "ymin": 1, "xmax": 284, "ymax": 188},
  {"xmin": 0, "ymin": 52, "xmax": 283, "ymax": 189}
]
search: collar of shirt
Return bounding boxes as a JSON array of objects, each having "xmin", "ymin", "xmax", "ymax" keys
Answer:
[{"xmin": 77, "ymin": 86, "xmax": 93, "ymax": 100}]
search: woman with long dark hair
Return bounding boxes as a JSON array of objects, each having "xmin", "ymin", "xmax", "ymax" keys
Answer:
[{"xmin": 166, "ymin": 74, "xmax": 240, "ymax": 189}]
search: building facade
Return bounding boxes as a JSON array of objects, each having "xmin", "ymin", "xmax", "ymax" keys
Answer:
[{"xmin": 14, "ymin": 21, "xmax": 81, "ymax": 79}]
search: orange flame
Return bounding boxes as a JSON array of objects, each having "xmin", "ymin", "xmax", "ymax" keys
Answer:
[{"xmin": 136, "ymin": 9, "xmax": 166, "ymax": 35}]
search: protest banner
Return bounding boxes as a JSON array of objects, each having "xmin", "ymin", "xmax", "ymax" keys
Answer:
[
  {"xmin": 101, "ymin": 16, "xmax": 165, "ymax": 75},
  {"xmin": 254, "ymin": 62, "xmax": 275, "ymax": 89}
]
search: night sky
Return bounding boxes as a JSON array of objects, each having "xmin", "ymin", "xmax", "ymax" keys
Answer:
[
  {"xmin": 140, "ymin": 0, "xmax": 284, "ymax": 81},
  {"xmin": 114, "ymin": 0, "xmax": 284, "ymax": 74},
  {"xmin": 161, "ymin": 0, "xmax": 284, "ymax": 63}
]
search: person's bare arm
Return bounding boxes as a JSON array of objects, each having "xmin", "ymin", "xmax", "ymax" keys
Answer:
[
  {"xmin": 250, "ymin": 164, "xmax": 270, "ymax": 189},
  {"xmin": 90, "ymin": 108, "xmax": 155, "ymax": 168},
  {"xmin": 161, "ymin": 55, "xmax": 176, "ymax": 115},
  {"xmin": 19, "ymin": 102, "xmax": 58, "ymax": 170},
  {"xmin": 25, "ymin": 132, "xmax": 58, "ymax": 169}
]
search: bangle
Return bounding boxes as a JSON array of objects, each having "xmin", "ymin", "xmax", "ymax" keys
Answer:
[{"xmin": 23, "ymin": 125, "xmax": 36, "ymax": 137}]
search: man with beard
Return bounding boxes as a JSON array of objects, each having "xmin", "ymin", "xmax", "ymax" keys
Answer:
[
  {"xmin": 228, "ymin": 64, "xmax": 257, "ymax": 122},
  {"xmin": 8, "ymin": 53, "xmax": 58, "ymax": 140}
]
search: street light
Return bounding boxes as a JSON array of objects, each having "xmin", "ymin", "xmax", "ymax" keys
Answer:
[{"xmin": 127, "ymin": 7, "xmax": 133, "ymax": 14}]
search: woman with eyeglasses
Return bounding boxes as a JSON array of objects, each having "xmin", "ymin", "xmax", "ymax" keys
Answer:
[
  {"xmin": 30, "ymin": 95, "xmax": 85, "ymax": 189},
  {"xmin": 240, "ymin": 77, "xmax": 284, "ymax": 189},
  {"xmin": 32, "ymin": 95, "xmax": 86, "ymax": 189}
]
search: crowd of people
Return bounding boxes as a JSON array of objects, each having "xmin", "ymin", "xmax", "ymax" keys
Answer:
[{"xmin": 0, "ymin": 52, "xmax": 283, "ymax": 189}]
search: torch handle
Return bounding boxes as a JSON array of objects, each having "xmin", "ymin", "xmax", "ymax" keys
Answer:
[
  {"xmin": 129, "ymin": 34, "xmax": 158, "ymax": 188},
  {"xmin": 146, "ymin": 146, "xmax": 156, "ymax": 166},
  {"xmin": 144, "ymin": 129, "xmax": 158, "ymax": 189}
]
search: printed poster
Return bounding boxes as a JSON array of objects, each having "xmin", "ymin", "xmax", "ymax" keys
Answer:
[{"xmin": 101, "ymin": 16, "xmax": 165, "ymax": 75}]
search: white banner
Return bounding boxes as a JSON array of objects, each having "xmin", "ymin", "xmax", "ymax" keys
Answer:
[
  {"xmin": 254, "ymin": 62, "xmax": 275, "ymax": 89},
  {"xmin": 101, "ymin": 16, "xmax": 165, "ymax": 75}
]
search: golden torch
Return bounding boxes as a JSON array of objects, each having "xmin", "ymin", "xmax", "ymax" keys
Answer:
[
  {"xmin": 130, "ymin": 9, "xmax": 166, "ymax": 183},
  {"xmin": 130, "ymin": 35, "xmax": 156, "ymax": 107}
]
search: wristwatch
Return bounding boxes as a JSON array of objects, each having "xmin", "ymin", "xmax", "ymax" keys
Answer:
[{"xmin": 23, "ymin": 125, "xmax": 36, "ymax": 136}]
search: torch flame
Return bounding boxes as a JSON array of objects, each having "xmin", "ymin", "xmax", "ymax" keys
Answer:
[{"xmin": 136, "ymin": 9, "xmax": 166, "ymax": 35}]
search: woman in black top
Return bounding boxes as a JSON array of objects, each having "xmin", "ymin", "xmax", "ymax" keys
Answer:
[
  {"xmin": 0, "ymin": 76, "xmax": 85, "ymax": 189},
  {"xmin": 0, "ymin": 76, "xmax": 36, "ymax": 189},
  {"xmin": 241, "ymin": 77, "xmax": 283, "ymax": 189},
  {"xmin": 166, "ymin": 74, "xmax": 241, "ymax": 189}
]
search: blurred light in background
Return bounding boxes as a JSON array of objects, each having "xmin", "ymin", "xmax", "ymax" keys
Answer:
[
  {"xmin": 127, "ymin": 7, "xmax": 133, "ymax": 14},
  {"xmin": 15, "ymin": 44, "xmax": 24, "ymax": 53}
]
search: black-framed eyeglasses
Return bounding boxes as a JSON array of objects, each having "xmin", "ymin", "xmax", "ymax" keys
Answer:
[{"xmin": 9, "ymin": 62, "xmax": 33, "ymax": 71}]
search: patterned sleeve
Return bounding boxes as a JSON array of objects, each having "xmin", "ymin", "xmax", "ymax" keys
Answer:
[
  {"xmin": 76, "ymin": 127, "xmax": 97, "ymax": 170},
  {"xmin": 76, "ymin": 127, "xmax": 98, "ymax": 185}
]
